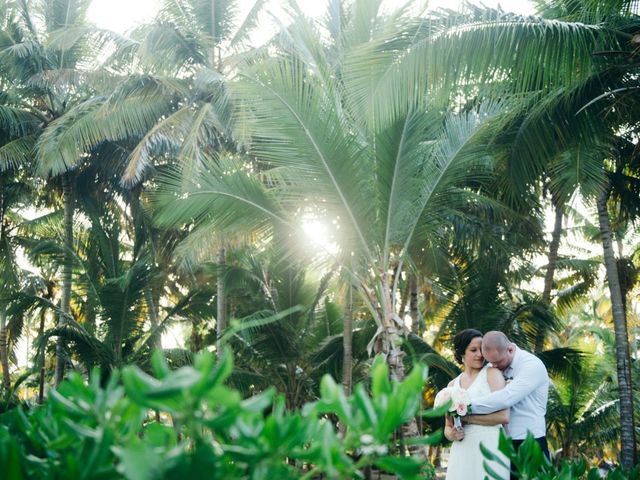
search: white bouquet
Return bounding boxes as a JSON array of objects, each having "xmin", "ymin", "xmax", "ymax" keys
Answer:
[{"xmin": 434, "ymin": 386, "xmax": 472, "ymax": 430}]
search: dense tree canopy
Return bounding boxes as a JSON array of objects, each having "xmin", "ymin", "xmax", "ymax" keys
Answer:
[{"xmin": 0, "ymin": 0, "xmax": 638, "ymax": 476}]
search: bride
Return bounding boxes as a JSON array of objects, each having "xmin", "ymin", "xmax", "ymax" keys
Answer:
[{"xmin": 443, "ymin": 329, "xmax": 510, "ymax": 480}]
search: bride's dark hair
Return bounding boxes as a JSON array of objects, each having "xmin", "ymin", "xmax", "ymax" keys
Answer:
[{"xmin": 453, "ymin": 328, "xmax": 483, "ymax": 364}]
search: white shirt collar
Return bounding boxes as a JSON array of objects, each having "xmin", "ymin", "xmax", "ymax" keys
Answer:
[{"xmin": 508, "ymin": 345, "xmax": 522, "ymax": 371}]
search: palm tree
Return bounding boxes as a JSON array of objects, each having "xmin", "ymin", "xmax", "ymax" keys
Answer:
[
  {"xmin": 537, "ymin": 192, "xmax": 566, "ymax": 352},
  {"xmin": 21, "ymin": 206, "xmax": 181, "ymax": 377},
  {"xmin": 153, "ymin": 0, "xmax": 504, "ymax": 413},
  {"xmin": 34, "ymin": 0, "xmax": 270, "ymax": 355},
  {"xmin": 218, "ymin": 252, "xmax": 342, "ymax": 409},
  {"xmin": 595, "ymin": 152, "xmax": 640, "ymax": 467},
  {"xmin": 547, "ymin": 374, "xmax": 620, "ymax": 462},
  {"xmin": 0, "ymin": 175, "xmax": 21, "ymax": 392},
  {"xmin": 0, "ymin": 0, "xmax": 133, "ymax": 385},
  {"xmin": 0, "ymin": 3, "xmax": 48, "ymax": 393},
  {"xmin": 419, "ymin": 1, "xmax": 639, "ymax": 466},
  {"xmin": 123, "ymin": 0, "xmax": 268, "ymax": 352}
]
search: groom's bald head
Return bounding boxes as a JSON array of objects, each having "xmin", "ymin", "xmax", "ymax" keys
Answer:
[
  {"xmin": 482, "ymin": 331, "xmax": 510, "ymax": 351},
  {"xmin": 481, "ymin": 331, "xmax": 515, "ymax": 370}
]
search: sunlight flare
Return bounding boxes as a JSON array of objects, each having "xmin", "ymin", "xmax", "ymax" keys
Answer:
[{"xmin": 301, "ymin": 218, "xmax": 340, "ymax": 256}]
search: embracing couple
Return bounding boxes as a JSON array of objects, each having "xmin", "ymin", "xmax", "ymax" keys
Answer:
[{"xmin": 443, "ymin": 329, "xmax": 550, "ymax": 480}]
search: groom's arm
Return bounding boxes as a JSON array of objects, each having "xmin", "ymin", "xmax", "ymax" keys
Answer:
[
  {"xmin": 470, "ymin": 357, "xmax": 547, "ymax": 414},
  {"xmin": 464, "ymin": 409, "xmax": 509, "ymax": 426},
  {"xmin": 464, "ymin": 368, "xmax": 509, "ymax": 425}
]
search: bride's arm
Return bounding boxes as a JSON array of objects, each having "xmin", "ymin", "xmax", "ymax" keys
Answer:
[
  {"xmin": 443, "ymin": 379, "xmax": 464, "ymax": 441},
  {"xmin": 465, "ymin": 368, "xmax": 510, "ymax": 426}
]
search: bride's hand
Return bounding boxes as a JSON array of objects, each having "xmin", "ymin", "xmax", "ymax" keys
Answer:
[
  {"xmin": 445, "ymin": 425, "xmax": 465, "ymax": 442},
  {"xmin": 451, "ymin": 427, "xmax": 465, "ymax": 441}
]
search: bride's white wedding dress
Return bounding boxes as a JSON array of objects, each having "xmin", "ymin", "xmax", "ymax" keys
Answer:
[{"xmin": 445, "ymin": 365, "xmax": 510, "ymax": 480}]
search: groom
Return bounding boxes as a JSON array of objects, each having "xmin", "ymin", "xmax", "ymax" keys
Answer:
[{"xmin": 464, "ymin": 331, "xmax": 550, "ymax": 473}]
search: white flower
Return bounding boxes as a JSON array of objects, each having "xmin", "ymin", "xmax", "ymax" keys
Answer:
[
  {"xmin": 456, "ymin": 402, "xmax": 468, "ymax": 416},
  {"xmin": 360, "ymin": 434, "xmax": 374, "ymax": 445},
  {"xmin": 434, "ymin": 386, "xmax": 471, "ymax": 417},
  {"xmin": 450, "ymin": 387, "xmax": 471, "ymax": 407}
]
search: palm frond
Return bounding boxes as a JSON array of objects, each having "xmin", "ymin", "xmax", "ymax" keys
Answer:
[
  {"xmin": 46, "ymin": 25, "xmax": 135, "ymax": 56},
  {"xmin": 537, "ymin": 347, "xmax": 584, "ymax": 383},
  {"xmin": 507, "ymin": 296, "xmax": 562, "ymax": 348},
  {"xmin": 0, "ymin": 105, "xmax": 40, "ymax": 137},
  {"xmin": 153, "ymin": 155, "xmax": 289, "ymax": 264},
  {"xmin": 228, "ymin": 0, "xmax": 269, "ymax": 50},
  {"xmin": 396, "ymin": 11, "xmax": 607, "ymax": 117},
  {"xmin": 377, "ymin": 107, "xmax": 442, "ymax": 267},
  {"xmin": 43, "ymin": 0, "xmax": 91, "ymax": 32},
  {"xmin": 36, "ymin": 87, "xmax": 175, "ymax": 176},
  {"xmin": 100, "ymin": 260, "xmax": 148, "ymax": 352},
  {"xmin": 233, "ymin": 56, "xmax": 375, "ymax": 258},
  {"xmin": 34, "ymin": 318, "xmax": 115, "ymax": 373},
  {"xmin": 135, "ymin": 22, "xmax": 207, "ymax": 73},
  {"xmin": 404, "ymin": 104, "xmax": 501, "ymax": 252},
  {"xmin": 0, "ymin": 136, "xmax": 34, "ymax": 172}
]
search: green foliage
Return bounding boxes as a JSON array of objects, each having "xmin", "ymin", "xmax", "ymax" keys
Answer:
[
  {"xmin": 482, "ymin": 429, "xmax": 640, "ymax": 480},
  {"xmin": 0, "ymin": 351, "xmax": 441, "ymax": 479}
]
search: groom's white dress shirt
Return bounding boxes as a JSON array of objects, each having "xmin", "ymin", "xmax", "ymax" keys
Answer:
[{"xmin": 471, "ymin": 346, "xmax": 549, "ymax": 440}]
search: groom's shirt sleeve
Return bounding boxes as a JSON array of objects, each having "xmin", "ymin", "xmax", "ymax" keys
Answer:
[{"xmin": 471, "ymin": 356, "xmax": 547, "ymax": 413}]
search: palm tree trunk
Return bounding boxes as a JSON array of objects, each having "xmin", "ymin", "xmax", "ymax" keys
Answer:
[
  {"xmin": 378, "ymin": 275, "xmax": 407, "ymax": 381},
  {"xmin": 536, "ymin": 201, "xmax": 563, "ymax": 352},
  {"xmin": 408, "ymin": 273, "xmax": 424, "ymax": 437},
  {"xmin": 216, "ymin": 247, "xmax": 226, "ymax": 358},
  {"xmin": 38, "ymin": 282, "xmax": 54, "ymax": 403},
  {"xmin": 0, "ymin": 307, "xmax": 10, "ymax": 393},
  {"xmin": 409, "ymin": 274, "xmax": 420, "ymax": 335},
  {"xmin": 370, "ymin": 274, "xmax": 420, "ymax": 442},
  {"xmin": 55, "ymin": 174, "xmax": 74, "ymax": 386},
  {"xmin": 398, "ymin": 279, "xmax": 410, "ymax": 324},
  {"xmin": 130, "ymin": 188, "xmax": 163, "ymax": 353},
  {"xmin": 342, "ymin": 285, "xmax": 353, "ymax": 396},
  {"xmin": 0, "ymin": 182, "xmax": 9, "ymax": 393},
  {"xmin": 596, "ymin": 189, "xmax": 637, "ymax": 469},
  {"xmin": 37, "ymin": 307, "xmax": 46, "ymax": 403},
  {"xmin": 144, "ymin": 287, "xmax": 162, "ymax": 351}
]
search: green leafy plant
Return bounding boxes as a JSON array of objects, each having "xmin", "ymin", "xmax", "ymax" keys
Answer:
[
  {"xmin": 481, "ymin": 429, "xmax": 640, "ymax": 480},
  {"xmin": 0, "ymin": 351, "xmax": 442, "ymax": 479}
]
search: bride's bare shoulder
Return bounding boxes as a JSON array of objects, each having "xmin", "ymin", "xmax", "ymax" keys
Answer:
[{"xmin": 486, "ymin": 367, "xmax": 505, "ymax": 382}]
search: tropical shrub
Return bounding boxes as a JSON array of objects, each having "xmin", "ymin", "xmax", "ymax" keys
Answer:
[
  {"xmin": 481, "ymin": 430, "xmax": 640, "ymax": 480},
  {"xmin": 0, "ymin": 352, "xmax": 441, "ymax": 479}
]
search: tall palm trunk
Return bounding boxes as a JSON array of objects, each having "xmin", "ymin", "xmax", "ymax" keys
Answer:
[
  {"xmin": 37, "ymin": 307, "xmax": 47, "ymax": 403},
  {"xmin": 367, "ymin": 273, "xmax": 420, "ymax": 441},
  {"xmin": 37, "ymin": 281, "xmax": 54, "ymax": 403},
  {"xmin": 144, "ymin": 288, "xmax": 162, "ymax": 350},
  {"xmin": 216, "ymin": 247, "xmax": 226, "ymax": 358},
  {"xmin": 55, "ymin": 174, "xmax": 74, "ymax": 386},
  {"xmin": 0, "ymin": 308, "xmax": 10, "ymax": 393},
  {"xmin": 536, "ymin": 200, "xmax": 563, "ymax": 352},
  {"xmin": 129, "ymin": 188, "xmax": 163, "ymax": 352},
  {"xmin": 0, "ymin": 182, "xmax": 9, "ymax": 393},
  {"xmin": 377, "ymin": 274, "xmax": 408, "ymax": 382},
  {"xmin": 342, "ymin": 284, "xmax": 353, "ymax": 396},
  {"xmin": 596, "ymin": 189, "xmax": 636, "ymax": 469},
  {"xmin": 398, "ymin": 279, "xmax": 410, "ymax": 324},
  {"xmin": 409, "ymin": 274, "xmax": 420, "ymax": 335}
]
